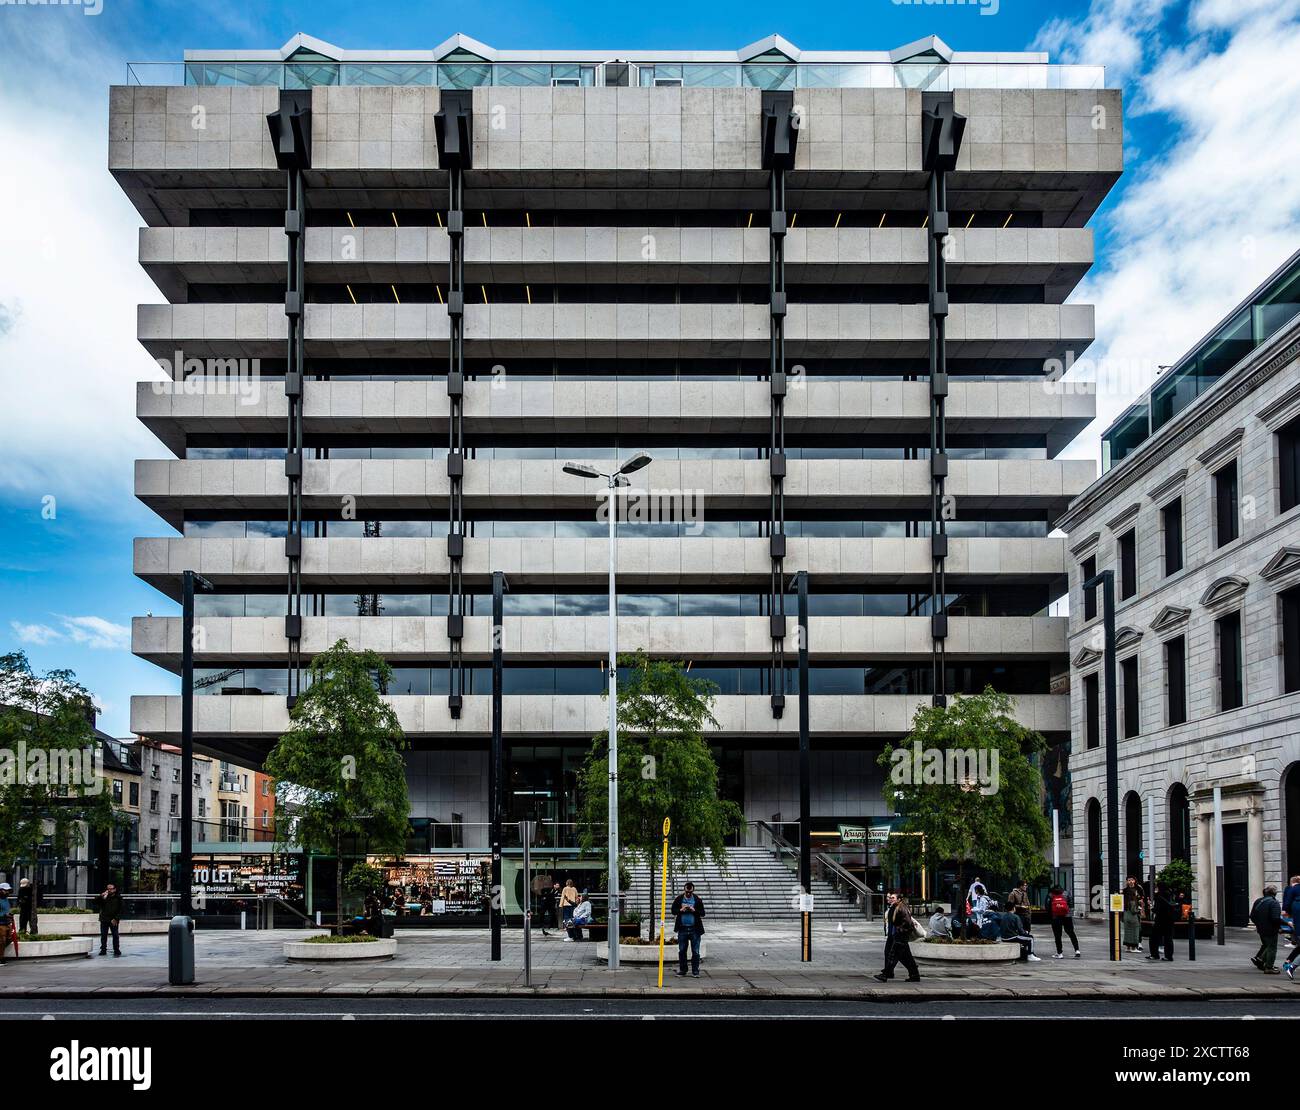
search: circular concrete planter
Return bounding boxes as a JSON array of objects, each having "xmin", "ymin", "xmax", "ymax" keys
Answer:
[
  {"xmin": 284, "ymin": 937, "xmax": 397, "ymax": 961},
  {"xmin": 915, "ymin": 940, "xmax": 1019, "ymax": 962},
  {"xmin": 595, "ymin": 939, "xmax": 708, "ymax": 964},
  {"xmin": 15, "ymin": 937, "xmax": 94, "ymax": 960},
  {"xmin": 46, "ymin": 915, "xmax": 169, "ymax": 936}
]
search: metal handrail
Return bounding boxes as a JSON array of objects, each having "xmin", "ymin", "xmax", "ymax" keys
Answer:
[{"xmin": 755, "ymin": 820, "xmax": 881, "ymax": 920}]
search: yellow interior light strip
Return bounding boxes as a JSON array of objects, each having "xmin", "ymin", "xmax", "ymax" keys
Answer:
[
  {"xmin": 391, "ymin": 284, "xmax": 400, "ymax": 304},
  {"xmin": 391, "ymin": 212, "xmax": 399, "ymax": 227},
  {"xmin": 1002, "ymin": 213, "xmax": 1013, "ymax": 228},
  {"xmin": 346, "ymin": 284, "xmax": 358, "ymax": 305},
  {"xmin": 834, "ymin": 213, "xmax": 842, "ymax": 229},
  {"xmin": 878, "ymin": 212, "xmax": 886, "ymax": 228},
  {"xmin": 346, "ymin": 212, "xmax": 356, "ymax": 228}
]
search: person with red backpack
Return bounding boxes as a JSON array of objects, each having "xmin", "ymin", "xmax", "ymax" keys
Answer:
[{"xmin": 1048, "ymin": 885, "xmax": 1080, "ymax": 959}]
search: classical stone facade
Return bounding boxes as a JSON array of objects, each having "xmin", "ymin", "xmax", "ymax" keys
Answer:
[{"xmin": 1060, "ymin": 250, "xmax": 1300, "ymax": 923}]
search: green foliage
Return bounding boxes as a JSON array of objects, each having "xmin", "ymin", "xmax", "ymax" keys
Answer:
[
  {"xmin": 302, "ymin": 933, "xmax": 379, "ymax": 944},
  {"xmin": 344, "ymin": 861, "xmax": 386, "ymax": 897},
  {"xmin": 264, "ymin": 640, "xmax": 410, "ymax": 931},
  {"xmin": 878, "ymin": 687, "xmax": 1050, "ymax": 884},
  {"xmin": 0, "ymin": 652, "xmax": 115, "ymax": 874},
  {"xmin": 577, "ymin": 651, "xmax": 742, "ymax": 937},
  {"xmin": 1156, "ymin": 857, "xmax": 1194, "ymax": 892}
]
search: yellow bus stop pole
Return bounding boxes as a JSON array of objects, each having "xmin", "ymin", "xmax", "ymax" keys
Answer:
[{"xmin": 657, "ymin": 817, "xmax": 671, "ymax": 988}]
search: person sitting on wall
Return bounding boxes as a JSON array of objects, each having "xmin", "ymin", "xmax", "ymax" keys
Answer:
[
  {"xmin": 928, "ymin": 908, "xmax": 952, "ymax": 939},
  {"xmin": 569, "ymin": 892, "xmax": 593, "ymax": 941}
]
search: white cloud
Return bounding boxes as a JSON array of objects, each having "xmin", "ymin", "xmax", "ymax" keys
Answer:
[
  {"xmin": 9, "ymin": 620, "xmax": 63, "ymax": 646},
  {"xmin": 0, "ymin": 13, "xmax": 166, "ymax": 511},
  {"xmin": 57, "ymin": 615, "xmax": 130, "ymax": 651},
  {"xmin": 1033, "ymin": 0, "xmax": 1300, "ymax": 463}
]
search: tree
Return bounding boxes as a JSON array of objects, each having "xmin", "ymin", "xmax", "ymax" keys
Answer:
[
  {"xmin": 0, "ymin": 652, "xmax": 115, "ymax": 930},
  {"xmin": 576, "ymin": 651, "xmax": 742, "ymax": 940},
  {"xmin": 264, "ymin": 640, "xmax": 410, "ymax": 933},
  {"xmin": 878, "ymin": 687, "xmax": 1050, "ymax": 901}
]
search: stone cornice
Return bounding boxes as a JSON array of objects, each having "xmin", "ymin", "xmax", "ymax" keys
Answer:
[
  {"xmin": 1146, "ymin": 468, "xmax": 1187, "ymax": 506},
  {"xmin": 1258, "ymin": 379, "xmax": 1300, "ymax": 432},
  {"xmin": 1069, "ymin": 531, "xmax": 1100, "ymax": 558},
  {"xmin": 1105, "ymin": 501, "xmax": 1141, "ymax": 534},
  {"xmin": 1115, "ymin": 625, "xmax": 1144, "ymax": 654},
  {"xmin": 1195, "ymin": 426, "xmax": 1245, "ymax": 471},
  {"xmin": 1056, "ymin": 319, "xmax": 1300, "ymax": 534}
]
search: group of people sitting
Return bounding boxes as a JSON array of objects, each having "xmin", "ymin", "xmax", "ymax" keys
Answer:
[{"xmin": 925, "ymin": 880, "xmax": 1043, "ymax": 961}]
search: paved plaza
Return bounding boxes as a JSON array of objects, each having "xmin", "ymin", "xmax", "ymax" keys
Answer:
[{"xmin": 6, "ymin": 919, "xmax": 1299, "ymax": 1000}]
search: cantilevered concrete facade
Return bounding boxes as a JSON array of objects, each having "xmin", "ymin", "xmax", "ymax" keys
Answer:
[{"xmin": 116, "ymin": 34, "xmax": 1119, "ymax": 861}]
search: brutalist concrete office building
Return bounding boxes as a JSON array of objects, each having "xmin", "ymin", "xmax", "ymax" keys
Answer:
[
  {"xmin": 121, "ymin": 33, "xmax": 1117, "ymax": 879},
  {"xmin": 1059, "ymin": 251, "xmax": 1300, "ymax": 925}
]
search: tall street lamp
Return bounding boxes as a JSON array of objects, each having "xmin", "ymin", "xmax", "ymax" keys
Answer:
[{"xmin": 562, "ymin": 451, "xmax": 652, "ymax": 971}]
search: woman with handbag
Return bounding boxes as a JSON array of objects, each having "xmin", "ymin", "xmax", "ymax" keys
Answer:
[{"xmin": 874, "ymin": 892, "xmax": 922, "ymax": 983}]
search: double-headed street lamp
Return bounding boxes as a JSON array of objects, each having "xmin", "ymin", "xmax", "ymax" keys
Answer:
[{"xmin": 562, "ymin": 451, "xmax": 652, "ymax": 971}]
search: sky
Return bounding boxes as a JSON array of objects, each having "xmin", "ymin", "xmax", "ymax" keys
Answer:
[{"xmin": 0, "ymin": 0, "xmax": 1298, "ymax": 736}]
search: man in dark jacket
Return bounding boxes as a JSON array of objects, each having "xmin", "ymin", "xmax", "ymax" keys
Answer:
[
  {"xmin": 17, "ymin": 878, "xmax": 35, "ymax": 936},
  {"xmin": 670, "ymin": 882, "xmax": 705, "ymax": 977},
  {"xmin": 1250, "ymin": 885, "xmax": 1282, "ymax": 973},
  {"xmin": 1147, "ymin": 881, "xmax": 1175, "ymax": 961},
  {"xmin": 94, "ymin": 882, "xmax": 124, "ymax": 957}
]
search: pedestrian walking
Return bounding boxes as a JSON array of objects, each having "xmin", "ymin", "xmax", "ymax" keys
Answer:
[
  {"xmin": 874, "ymin": 892, "xmax": 921, "ymax": 983},
  {"xmin": 17, "ymin": 878, "xmax": 35, "ymax": 936},
  {"xmin": 1146, "ymin": 881, "xmax": 1175, "ymax": 962},
  {"xmin": 1121, "ymin": 876, "xmax": 1144, "ymax": 952},
  {"xmin": 1047, "ymin": 885, "xmax": 1080, "ymax": 959},
  {"xmin": 559, "ymin": 878, "xmax": 579, "ymax": 942},
  {"xmin": 0, "ymin": 883, "xmax": 12, "ymax": 966},
  {"xmin": 1282, "ymin": 874, "xmax": 1300, "ymax": 951},
  {"xmin": 1006, "ymin": 879, "xmax": 1032, "ymax": 935},
  {"xmin": 93, "ymin": 881, "xmax": 123, "ymax": 957},
  {"xmin": 670, "ymin": 881, "xmax": 705, "ymax": 977},
  {"xmin": 1250, "ymin": 884, "xmax": 1282, "ymax": 974}
]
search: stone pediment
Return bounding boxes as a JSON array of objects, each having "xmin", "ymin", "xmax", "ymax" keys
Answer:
[
  {"xmin": 1150, "ymin": 605, "xmax": 1190, "ymax": 635},
  {"xmin": 1200, "ymin": 574, "xmax": 1249, "ymax": 609},
  {"xmin": 1072, "ymin": 646, "xmax": 1102, "ymax": 669},
  {"xmin": 1260, "ymin": 546, "xmax": 1300, "ymax": 584},
  {"xmin": 1115, "ymin": 626, "xmax": 1144, "ymax": 653}
]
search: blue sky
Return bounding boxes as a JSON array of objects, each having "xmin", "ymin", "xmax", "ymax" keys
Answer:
[{"xmin": 1, "ymin": 0, "xmax": 1298, "ymax": 735}]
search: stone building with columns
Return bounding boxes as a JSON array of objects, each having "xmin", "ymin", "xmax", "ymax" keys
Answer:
[{"xmin": 1060, "ymin": 249, "xmax": 1300, "ymax": 923}]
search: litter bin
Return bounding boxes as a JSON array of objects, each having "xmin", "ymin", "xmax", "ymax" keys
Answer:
[{"xmin": 168, "ymin": 915, "xmax": 195, "ymax": 985}]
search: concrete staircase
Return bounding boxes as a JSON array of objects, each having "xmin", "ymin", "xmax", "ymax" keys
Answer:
[{"xmin": 624, "ymin": 845, "xmax": 865, "ymax": 923}]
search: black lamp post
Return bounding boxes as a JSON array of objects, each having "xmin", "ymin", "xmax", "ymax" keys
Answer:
[
  {"xmin": 179, "ymin": 569, "xmax": 214, "ymax": 917},
  {"xmin": 490, "ymin": 570, "xmax": 507, "ymax": 961},
  {"xmin": 1082, "ymin": 568, "xmax": 1120, "ymax": 961}
]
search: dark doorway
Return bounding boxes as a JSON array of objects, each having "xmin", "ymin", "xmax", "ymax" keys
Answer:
[
  {"xmin": 1086, "ymin": 798, "xmax": 1102, "ymax": 909},
  {"xmin": 1168, "ymin": 783, "xmax": 1191, "ymax": 863},
  {"xmin": 1223, "ymin": 823, "xmax": 1250, "ymax": 927},
  {"xmin": 1124, "ymin": 792, "xmax": 1143, "ymax": 884},
  {"xmin": 1285, "ymin": 765, "xmax": 1300, "ymax": 878}
]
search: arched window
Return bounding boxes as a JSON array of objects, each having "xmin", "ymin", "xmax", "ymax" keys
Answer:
[
  {"xmin": 1124, "ymin": 791, "xmax": 1143, "ymax": 882},
  {"xmin": 1086, "ymin": 798, "xmax": 1102, "ymax": 905},
  {"xmin": 1284, "ymin": 764, "xmax": 1300, "ymax": 878},
  {"xmin": 1168, "ymin": 783, "xmax": 1191, "ymax": 864}
]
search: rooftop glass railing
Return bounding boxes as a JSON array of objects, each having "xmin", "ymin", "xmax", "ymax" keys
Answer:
[
  {"xmin": 125, "ymin": 60, "xmax": 1107, "ymax": 91},
  {"xmin": 1101, "ymin": 251, "xmax": 1300, "ymax": 472}
]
